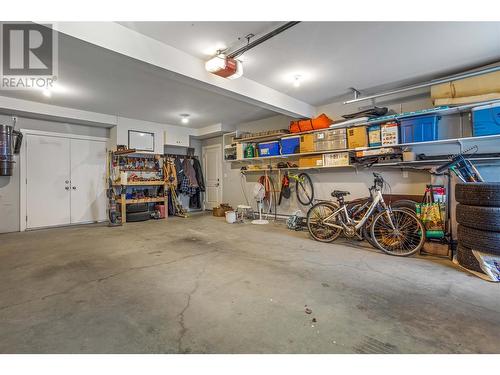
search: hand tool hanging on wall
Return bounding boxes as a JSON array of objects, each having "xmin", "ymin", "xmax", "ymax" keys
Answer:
[{"xmin": 278, "ymin": 172, "xmax": 291, "ymax": 205}]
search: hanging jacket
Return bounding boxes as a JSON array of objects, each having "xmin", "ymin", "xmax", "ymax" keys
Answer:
[
  {"xmin": 192, "ymin": 158, "xmax": 205, "ymax": 192},
  {"xmin": 174, "ymin": 158, "xmax": 184, "ymax": 190},
  {"xmin": 183, "ymin": 158, "xmax": 198, "ymax": 188}
]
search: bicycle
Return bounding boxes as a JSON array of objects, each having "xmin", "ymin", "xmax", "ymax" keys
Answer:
[
  {"xmin": 306, "ymin": 173, "xmax": 426, "ymax": 256},
  {"xmin": 287, "ymin": 172, "xmax": 315, "ymax": 206}
]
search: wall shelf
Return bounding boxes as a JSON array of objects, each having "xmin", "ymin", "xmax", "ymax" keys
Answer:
[
  {"xmin": 230, "ymin": 99, "xmax": 500, "ymax": 153},
  {"xmin": 241, "ymin": 165, "xmax": 356, "ymax": 173},
  {"xmin": 238, "ymin": 156, "xmax": 500, "ymax": 174},
  {"xmin": 119, "ymin": 168, "xmax": 160, "ymax": 172},
  {"xmin": 232, "ymin": 134, "xmax": 500, "ymax": 163},
  {"xmin": 117, "ymin": 197, "xmax": 167, "ymax": 204},
  {"xmin": 113, "ymin": 181, "xmax": 165, "ymax": 186}
]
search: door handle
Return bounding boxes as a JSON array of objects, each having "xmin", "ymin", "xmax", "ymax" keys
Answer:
[
  {"xmin": 72, "ymin": 186, "xmax": 77, "ymax": 190},
  {"xmin": 65, "ymin": 180, "xmax": 70, "ymax": 184},
  {"xmin": 65, "ymin": 186, "xmax": 70, "ymax": 190}
]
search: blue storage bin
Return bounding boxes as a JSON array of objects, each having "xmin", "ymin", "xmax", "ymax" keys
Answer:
[
  {"xmin": 400, "ymin": 115, "xmax": 440, "ymax": 143},
  {"xmin": 472, "ymin": 102, "xmax": 500, "ymax": 136},
  {"xmin": 258, "ymin": 141, "xmax": 280, "ymax": 157},
  {"xmin": 280, "ymin": 136, "xmax": 300, "ymax": 155}
]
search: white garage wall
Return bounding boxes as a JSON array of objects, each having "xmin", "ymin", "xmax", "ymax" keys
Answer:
[
  {"xmin": 0, "ymin": 114, "xmax": 110, "ymax": 233},
  {"xmin": 114, "ymin": 117, "xmax": 193, "ymax": 154}
]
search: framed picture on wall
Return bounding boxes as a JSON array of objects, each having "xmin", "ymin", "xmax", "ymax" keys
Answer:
[{"xmin": 128, "ymin": 130, "xmax": 154, "ymax": 152}]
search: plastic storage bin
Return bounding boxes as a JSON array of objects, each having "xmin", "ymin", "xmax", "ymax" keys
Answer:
[
  {"xmin": 314, "ymin": 128, "xmax": 346, "ymax": 142},
  {"xmin": 258, "ymin": 141, "xmax": 280, "ymax": 157},
  {"xmin": 400, "ymin": 115, "xmax": 440, "ymax": 143},
  {"xmin": 472, "ymin": 102, "xmax": 500, "ymax": 136},
  {"xmin": 315, "ymin": 139, "xmax": 347, "ymax": 151},
  {"xmin": 280, "ymin": 136, "xmax": 300, "ymax": 155}
]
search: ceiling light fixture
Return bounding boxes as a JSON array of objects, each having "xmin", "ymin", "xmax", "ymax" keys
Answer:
[
  {"xmin": 180, "ymin": 114, "xmax": 190, "ymax": 124},
  {"xmin": 293, "ymin": 75, "xmax": 302, "ymax": 88}
]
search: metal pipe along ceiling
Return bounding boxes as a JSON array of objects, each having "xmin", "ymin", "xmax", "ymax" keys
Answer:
[
  {"xmin": 343, "ymin": 64, "xmax": 500, "ymax": 104},
  {"xmin": 227, "ymin": 22, "xmax": 301, "ymax": 59}
]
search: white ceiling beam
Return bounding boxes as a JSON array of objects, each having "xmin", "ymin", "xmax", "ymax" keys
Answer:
[
  {"xmin": 0, "ymin": 95, "xmax": 117, "ymax": 127},
  {"xmin": 49, "ymin": 22, "xmax": 315, "ymax": 118}
]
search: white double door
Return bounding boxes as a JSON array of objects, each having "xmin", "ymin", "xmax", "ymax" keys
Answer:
[{"xmin": 25, "ymin": 133, "xmax": 107, "ymax": 229}]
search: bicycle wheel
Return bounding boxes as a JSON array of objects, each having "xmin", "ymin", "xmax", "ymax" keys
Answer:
[
  {"xmin": 296, "ymin": 173, "xmax": 314, "ymax": 206},
  {"xmin": 370, "ymin": 209, "xmax": 425, "ymax": 256},
  {"xmin": 306, "ymin": 201, "xmax": 342, "ymax": 242}
]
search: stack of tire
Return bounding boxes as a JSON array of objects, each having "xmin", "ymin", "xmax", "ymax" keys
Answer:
[{"xmin": 455, "ymin": 182, "xmax": 500, "ymax": 274}]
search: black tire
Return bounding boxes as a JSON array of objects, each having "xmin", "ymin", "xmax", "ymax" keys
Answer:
[
  {"xmin": 126, "ymin": 211, "xmax": 151, "ymax": 222},
  {"xmin": 455, "ymin": 183, "xmax": 500, "ymax": 207},
  {"xmin": 296, "ymin": 173, "xmax": 314, "ymax": 206},
  {"xmin": 457, "ymin": 225, "xmax": 500, "ymax": 255},
  {"xmin": 456, "ymin": 204, "xmax": 500, "ymax": 232},
  {"xmin": 457, "ymin": 244, "xmax": 485, "ymax": 274},
  {"xmin": 306, "ymin": 201, "xmax": 341, "ymax": 243},
  {"xmin": 392, "ymin": 199, "xmax": 417, "ymax": 213},
  {"xmin": 370, "ymin": 209, "xmax": 426, "ymax": 257}
]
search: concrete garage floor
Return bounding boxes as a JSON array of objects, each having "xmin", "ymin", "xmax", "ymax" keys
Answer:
[{"xmin": 0, "ymin": 213, "xmax": 499, "ymax": 354}]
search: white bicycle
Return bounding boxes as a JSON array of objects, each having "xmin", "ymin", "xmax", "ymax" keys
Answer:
[{"xmin": 307, "ymin": 173, "xmax": 425, "ymax": 256}]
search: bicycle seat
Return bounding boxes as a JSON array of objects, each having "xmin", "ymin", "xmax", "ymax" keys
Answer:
[{"xmin": 331, "ymin": 190, "xmax": 350, "ymax": 198}]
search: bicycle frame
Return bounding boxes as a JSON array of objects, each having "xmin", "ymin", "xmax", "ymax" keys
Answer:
[{"xmin": 321, "ymin": 189, "xmax": 394, "ymax": 231}]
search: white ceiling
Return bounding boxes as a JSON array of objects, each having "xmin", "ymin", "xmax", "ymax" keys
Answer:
[
  {"xmin": 1, "ymin": 22, "xmax": 499, "ymax": 128},
  {"xmin": 0, "ymin": 29, "xmax": 277, "ymax": 128},
  {"xmin": 121, "ymin": 21, "xmax": 500, "ymax": 105},
  {"xmin": 118, "ymin": 21, "xmax": 281, "ymax": 60}
]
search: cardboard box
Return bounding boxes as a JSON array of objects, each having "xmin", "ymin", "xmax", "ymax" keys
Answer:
[
  {"xmin": 300, "ymin": 134, "xmax": 315, "ymax": 153},
  {"xmin": 323, "ymin": 152, "xmax": 350, "ymax": 167},
  {"xmin": 422, "ymin": 241, "xmax": 450, "ymax": 257},
  {"xmin": 368, "ymin": 125, "xmax": 381, "ymax": 147},
  {"xmin": 381, "ymin": 122, "xmax": 399, "ymax": 146},
  {"xmin": 347, "ymin": 126, "xmax": 368, "ymax": 148},
  {"xmin": 299, "ymin": 155, "xmax": 323, "ymax": 168}
]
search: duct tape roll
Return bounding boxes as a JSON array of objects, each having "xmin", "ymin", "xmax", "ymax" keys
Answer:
[{"xmin": 120, "ymin": 172, "xmax": 128, "ymax": 185}]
